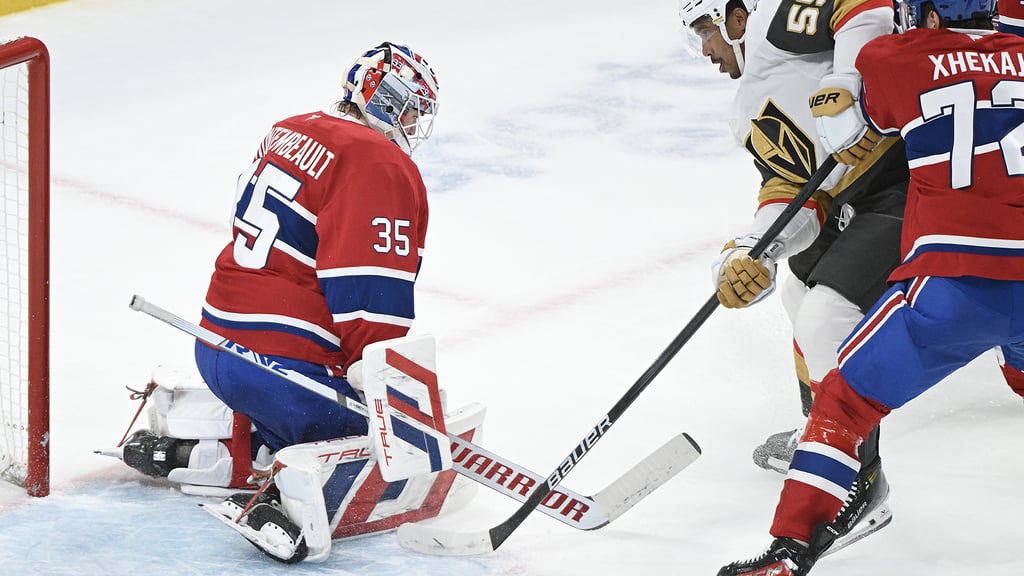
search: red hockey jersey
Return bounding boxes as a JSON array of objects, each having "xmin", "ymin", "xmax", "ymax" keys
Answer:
[
  {"xmin": 857, "ymin": 28, "xmax": 1024, "ymax": 282},
  {"xmin": 999, "ymin": 0, "xmax": 1024, "ymax": 36},
  {"xmin": 200, "ymin": 111, "xmax": 428, "ymax": 373}
]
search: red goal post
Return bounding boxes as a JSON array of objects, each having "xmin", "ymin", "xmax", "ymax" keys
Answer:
[{"xmin": 0, "ymin": 36, "xmax": 50, "ymax": 497}]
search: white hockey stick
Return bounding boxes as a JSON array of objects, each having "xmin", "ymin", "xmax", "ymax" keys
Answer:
[
  {"xmin": 128, "ymin": 295, "xmax": 700, "ymax": 532},
  {"xmin": 398, "ymin": 432, "xmax": 700, "ymax": 555}
]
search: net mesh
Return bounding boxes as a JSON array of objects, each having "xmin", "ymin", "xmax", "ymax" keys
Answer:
[{"xmin": 0, "ymin": 57, "xmax": 30, "ymax": 487}]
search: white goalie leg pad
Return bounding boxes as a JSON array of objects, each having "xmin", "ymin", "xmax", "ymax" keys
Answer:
[
  {"xmin": 350, "ymin": 357, "xmax": 447, "ymax": 415},
  {"xmin": 166, "ymin": 439, "xmax": 233, "ymax": 487},
  {"xmin": 274, "ymin": 459, "xmax": 333, "ymax": 562},
  {"xmin": 362, "ymin": 335, "xmax": 451, "ymax": 481},
  {"xmin": 147, "ymin": 365, "xmax": 235, "ymax": 439},
  {"xmin": 273, "ymin": 436, "xmax": 374, "ymax": 562},
  {"xmin": 434, "ymin": 403, "xmax": 484, "ymax": 516},
  {"xmin": 143, "ymin": 366, "xmax": 257, "ymax": 489}
]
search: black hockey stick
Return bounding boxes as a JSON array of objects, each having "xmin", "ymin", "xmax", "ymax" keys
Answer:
[{"xmin": 402, "ymin": 155, "xmax": 841, "ymax": 555}]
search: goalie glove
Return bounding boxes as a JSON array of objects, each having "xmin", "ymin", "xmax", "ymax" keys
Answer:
[
  {"xmin": 809, "ymin": 76, "xmax": 882, "ymax": 166},
  {"xmin": 712, "ymin": 238, "xmax": 777, "ymax": 309}
]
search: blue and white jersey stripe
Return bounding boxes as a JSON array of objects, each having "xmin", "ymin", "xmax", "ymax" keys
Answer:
[
  {"xmin": 1001, "ymin": 15, "xmax": 1024, "ymax": 38},
  {"xmin": 903, "ymin": 234, "xmax": 1024, "ymax": 264},
  {"xmin": 787, "ymin": 441, "xmax": 859, "ymax": 501},
  {"xmin": 202, "ymin": 301, "xmax": 342, "ymax": 351},
  {"xmin": 318, "ymin": 265, "xmax": 417, "ymax": 328}
]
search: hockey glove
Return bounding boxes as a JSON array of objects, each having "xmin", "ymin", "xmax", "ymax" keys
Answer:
[
  {"xmin": 809, "ymin": 79, "xmax": 882, "ymax": 166},
  {"xmin": 712, "ymin": 239, "xmax": 777, "ymax": 309}
]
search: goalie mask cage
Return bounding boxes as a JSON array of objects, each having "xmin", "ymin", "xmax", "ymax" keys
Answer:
[{"xmin": 0, "ymin": 37, "xmax": 50, "ymax": 497}]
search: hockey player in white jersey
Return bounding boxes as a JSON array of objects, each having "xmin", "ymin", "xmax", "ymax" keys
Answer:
[{"xmin": 678, "ymin": 0, "xmax": 906, "ymax": 548}]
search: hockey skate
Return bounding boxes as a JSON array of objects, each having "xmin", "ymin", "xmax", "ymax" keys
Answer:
[
  {"xmin": 752, "ymin": 428, "xmax": 800, "ymax": 474},
  {"xmin": 202, "ymin": 491, "xmax": 308, "ymax": 564},
  {"xmin": 719, "ymin": 459, "xmax": 892, "ymax": 575},
  {"xmin": 117, "ymin": 429, "xmax": 195, "ymax": 477},
  {"xmin": 824, "ymin": 457, "xmax": 892, "ymax": 556},
  {"xmin": 717, "ymin": 535, "xmax": 825, "ymax": 576}
]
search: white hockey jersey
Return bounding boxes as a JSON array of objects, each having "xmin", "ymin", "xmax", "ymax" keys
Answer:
[{"xmin": 729, "ymin": 0, "xmax": 898, "ymax": 224}]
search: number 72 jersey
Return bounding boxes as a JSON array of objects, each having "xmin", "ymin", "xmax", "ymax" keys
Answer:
[
  {"xmin": 857, "ymin": 28, "xmax": 1024, "ymax": 283},
  {"xmin": 201, "ymin": 112, "xmax": 429, "ymax": 373}
]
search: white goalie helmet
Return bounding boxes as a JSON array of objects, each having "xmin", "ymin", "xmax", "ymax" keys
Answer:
[
  {"xmin": 342, "ymin": 42, "xmax": 439, "ymax": 156},
  {"xmin": 678, "ymin": 0, "xmax": 751, "ymax": 73}
]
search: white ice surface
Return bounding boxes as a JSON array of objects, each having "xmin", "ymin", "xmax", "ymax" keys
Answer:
[{"xmin": 1, "ymin": 1, "xmax": 1021, "ymax": 574}]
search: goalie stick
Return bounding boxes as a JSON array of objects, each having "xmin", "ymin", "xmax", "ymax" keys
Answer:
[
  {"xmin": 398, "ymin": 431, "xmax": 699, "ymax": 554},
  {"xmin": 400, "ymin": 156, "xmax": 841, "ymax": 556},
  {"xmin": 128, "ymin": 295, "xmax": 700, "ymax": 532}
]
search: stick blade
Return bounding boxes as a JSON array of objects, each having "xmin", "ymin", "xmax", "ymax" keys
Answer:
[
  {"xmin": 396, "ymin": 522, "xmax": 494, "ymax": 556},
  {"xmin": 397, "ymin": 433, "xmax": 703, "ymax": 556},
  {"xmin": 593, "ymin": 432, "xmax": 701, "ymax": 522}
]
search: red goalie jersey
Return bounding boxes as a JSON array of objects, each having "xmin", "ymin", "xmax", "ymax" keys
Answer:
[
  {"xmin": 857, "ymin": 28, "xmax": 1024, "ymax": 282},
  {"xmin": 200, "ymin": 111, "xmax": 429, "ymax": 373}
]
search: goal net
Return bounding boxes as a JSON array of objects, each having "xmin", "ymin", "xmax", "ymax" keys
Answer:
[{"xmin": 0, "ymin": 36, "xmax": 50, "ymax": 497}]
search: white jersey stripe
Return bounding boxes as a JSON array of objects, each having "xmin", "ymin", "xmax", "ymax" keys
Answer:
[
  {"xmin": 318, "ymin": 266, "xmax": 417, "ymax": 282},
  {"xmin": 333, "ymin": 310, "xmax": 414, "ymax": 327},
  {"xmin": 903, "ymin": 234, "xmax": 1024, "ymax": 263},
  {"xmin": 273, "ymin": 239, "xmax": 316, "ymax": 268},
  {"xmin": 786, "ymin": 469, "xmax": 852, "ymax": 502},
  {"xmin": 203, "ymin": 301, "xmax": 341, "ymax": 347}
]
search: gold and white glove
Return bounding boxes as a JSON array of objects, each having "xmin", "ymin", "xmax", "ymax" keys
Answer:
[
  {"xmin": 712, "ymin": 239, "xmax": 777, "ymax": 309},
  {"xmin": 809, "ymin": 76, "xmax": 882, "ymax": 166}
]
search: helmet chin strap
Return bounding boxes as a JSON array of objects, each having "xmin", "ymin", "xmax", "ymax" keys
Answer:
[
  {"xmin": 732, "ymin": 40, "xmax": 745, "ymax": 75},
  {"xmin": 720, "ymin": 22, "xmax": 746, "ymax": 75}
]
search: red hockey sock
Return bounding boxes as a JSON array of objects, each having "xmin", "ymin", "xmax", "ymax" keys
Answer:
[
  {"xmin": 1000, "ymin": 363, "xmax": 1024, "ymax": 399},
  {"xmin": 769, "ymin": 369, "xmax": 889, "ymax": 541}
]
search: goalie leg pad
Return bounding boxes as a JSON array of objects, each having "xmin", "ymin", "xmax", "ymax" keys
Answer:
[
  {"xmin": 121, "ymin": 414, "xmax": 256, "ymax": 489},
  {"xmin": 147, "ymin": 365, "xmax": 237, "ymax": 439},
  {"xmin": 121, "ymin": 366, "xmax": 258, "ymax": 488},
  {"xmin": 273, "ymin": 440, "xmax": 371, "ymax": 563},
  {"xmin": 166, "ymin": 438, "xmax": 233, "ymax": 487},
  {"xmin": 267, "ymin": 432, "xmax": 471, "ymax": 550},
  {"xmin": 361, "ymin": 335, "xmax": 452, "ymax": 481}
]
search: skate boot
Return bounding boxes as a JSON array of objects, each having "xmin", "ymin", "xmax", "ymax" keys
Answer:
[
  {"xmin": 825, "ymin": 457, "xmax": 892, "ymax": 555},
  {"xmin": 752, "ymin": 428, "xmax": 801, "ymax": 474},
  {"xmin": 121, "ymin": 429, "xmax": 196, "ymax": 477},
  {"xmin": 220, "ymin": 490, "xmax": 279, "ymax": 517},
  {"xmin": 211, "ymin": 491, "xmax": 308, "ymax": 563},
  {"xmin": 717, "ymin": 536, "xmax": 822, "ymax": 576}
]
